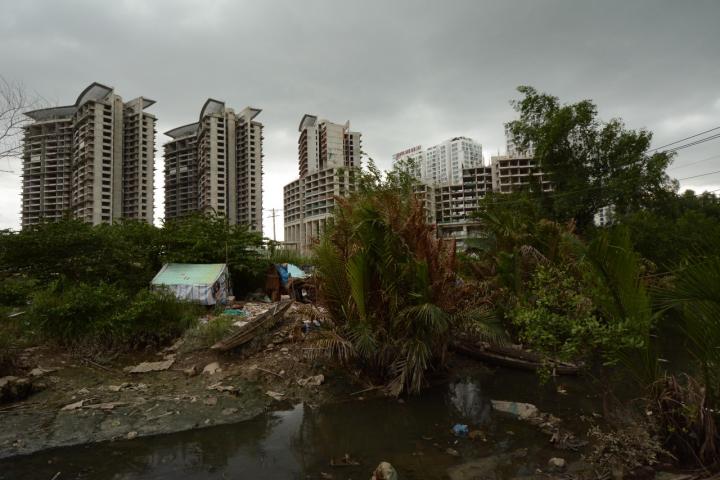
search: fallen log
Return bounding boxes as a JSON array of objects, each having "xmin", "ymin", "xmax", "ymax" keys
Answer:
[
  {"xmin": 211, "ymin": 300, "xmax": 293, "ymax": 351},
  {"xmin": 450, "ymin": 340, "xmax": 580, "ymax": 375}
]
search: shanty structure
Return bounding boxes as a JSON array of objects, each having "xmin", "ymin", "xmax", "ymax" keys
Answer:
[{"xmin": 151, "ymin": 263, "xmax": 230, "ymax": 305}]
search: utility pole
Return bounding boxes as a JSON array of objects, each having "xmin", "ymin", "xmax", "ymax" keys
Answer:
[{"xmin": 269, "ymin": 208, "xmax": 278, "ymax": 242}]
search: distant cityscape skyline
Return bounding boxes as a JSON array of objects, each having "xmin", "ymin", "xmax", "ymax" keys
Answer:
[{"xmin": 2, "ymin": 1, "xmax": 719, "ymax": 239}]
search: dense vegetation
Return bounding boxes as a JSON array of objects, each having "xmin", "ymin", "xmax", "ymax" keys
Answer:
[
  {"xmin": 0, "ymin": 214, "xmax": 270, "ymax": 364},
  {"xmin": 311, "ymin": 87, "xmax": 720, "ymax": 472}
]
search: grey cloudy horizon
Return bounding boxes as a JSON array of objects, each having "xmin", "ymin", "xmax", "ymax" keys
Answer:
[{"xmin": 1, "ymin": 0, "xmax": 719, "ymax": 238}]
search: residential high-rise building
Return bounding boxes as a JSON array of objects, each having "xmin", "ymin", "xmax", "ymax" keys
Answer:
[
  {"xmin": 163, "ymin": 100, "xmax": 263, "ymax": 231},
  {"xmin": 284, "ymin": 115, "xmax": 361, "ymax": 253},
  {"xmin": 22, "ymin": 82, "xmax": 156, "ymax": 227},
  {"xmin": 393, "ymin": 136, "xmax": 482, "ymax": 185}
]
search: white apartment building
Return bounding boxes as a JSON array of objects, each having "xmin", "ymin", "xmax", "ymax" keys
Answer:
[
  {"xmin": 22, "ymin": 82, "xmax": 156, "ymax": 227},
  {"xmin": 284, "ymin": 115, "xmax": 361, "ymax": 254},
  {"xmin": 164, "ymin": 100, "xmax": 263, "ymax": 231},
  {"xmin": 393, "ymin": 136, "xmax": 483, "ymax": 185}
]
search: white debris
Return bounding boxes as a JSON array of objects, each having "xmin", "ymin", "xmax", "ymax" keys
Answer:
[
  {"xmin": 124, "ymin": 358, "xmax": 175, "ymax": 373},
  {"xmin": 202, "ymin": 362, "xmax": 221, "ymax": 375},
  {"xmin": 297, "ymin": 374, "xmax": 324, "ymax": 387}
]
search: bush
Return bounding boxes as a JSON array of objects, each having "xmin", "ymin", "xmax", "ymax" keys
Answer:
[
  {"xmin": 0, "ymin": 276, "xmax": 38, "ymax": 307},
  {"xmin": 28, "ymin": 282, "xmax": 197, "ymax": 350},
  {"xmin": 181, "ymin": 315, "xmax": 235, "ymax": 352}
]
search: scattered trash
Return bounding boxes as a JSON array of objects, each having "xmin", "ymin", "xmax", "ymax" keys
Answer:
[
  {"xmin": 266, "ymin": 390, "xmax": 285, "ymax": 401},
  {"xmin": 330, "ymin": 453, "xmax": 360, "ymax": 467},
  {"xmin": 371, "ymin": 462, "xmax": 398, "ymax": 480},
  {"xmin": 491, "ymin": 400, "xmax": 539, "ymax": 420},
  {"xmin": 452, "ymin": 424, "xmax": 469, "ymax": 437},
  {"xmin": 202, "ymin": 362, "xmax": 221, "ymax": 375},
  {"xmin": 223, "ymin": 308, "xmax": 247, "ymax": 316},
  {"xmin": 297, "ymin": 374, "xmax": 324, "ymax": 387},
  {"xmin": 446, "ymin": 447, "xmax": 460, "ymax": 457},
  {"xmin": 126, "ymin": 431, "xmax": 138, "ymax": 440},
  {"xmin": 548, "ymin": 457, "xmax": 566, "ymax": 471},
  {"xmin": 124, "ymin": 358, "xmax": 175, "ymax": 373}
]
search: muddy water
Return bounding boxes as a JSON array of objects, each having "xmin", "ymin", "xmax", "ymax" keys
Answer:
[{"xmin": 1, "ymin": 367, "xmax": 601, "ymax": 479}]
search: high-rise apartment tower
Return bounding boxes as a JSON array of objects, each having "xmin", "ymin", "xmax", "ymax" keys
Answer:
[
  {"xmin": 284, "ymin": 115, "xmax": 361, "ymax": 253},
  {"xmin": 163, "ymin": 100, "xmax": 263, "ymax": 231},
  {"xmin": 22, "ymin": 82, "xmax": 156, "ymax": 227}
]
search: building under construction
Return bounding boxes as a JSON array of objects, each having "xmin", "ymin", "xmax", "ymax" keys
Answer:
[
  {"xmin": 21, "ymin": 82, "xmax": 156, "ymax": 227},
  {"xmin": 163, "ymin": 100, "xmax": 263, "ymax": 231}
]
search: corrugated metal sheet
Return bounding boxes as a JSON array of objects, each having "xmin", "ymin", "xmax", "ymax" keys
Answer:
[{"xmin": 151, "ymin": 263, "xmax": 227, "ymax": 286}]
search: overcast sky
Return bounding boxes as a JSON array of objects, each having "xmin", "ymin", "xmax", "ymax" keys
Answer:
[{"xmin": 1, "ymin": 0, "xmax": 719, "ymax": 238}]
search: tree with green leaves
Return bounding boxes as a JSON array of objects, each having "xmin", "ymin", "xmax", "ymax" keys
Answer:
[{"xmin": 506, "ymin": 86, "xmax": 676, "ymax": 231}]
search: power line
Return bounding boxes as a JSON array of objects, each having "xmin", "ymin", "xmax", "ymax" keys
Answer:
[
  {"xmin": 650, "ymin": 126, "xmax": 720, "ymax": 152},
  {"xmin": 676, "ymin": 169, "xmax": 720, "ymax": 181},
  {"xmin": 664, "ymin": 133, "xmax": 720, "ymax": 153},
  {"xmin": 668, "ymin": 153, "xmax": 720, "ymax": 171}
]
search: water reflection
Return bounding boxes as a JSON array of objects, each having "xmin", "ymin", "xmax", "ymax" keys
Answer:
[{"xmin": 1, "ymin": 368, "xmax": 597, "ymax": 480}]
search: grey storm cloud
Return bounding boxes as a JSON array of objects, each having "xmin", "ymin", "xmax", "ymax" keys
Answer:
[{"xmin": 1, "ymin": 0, "xmax": 719, "ymax": 236}]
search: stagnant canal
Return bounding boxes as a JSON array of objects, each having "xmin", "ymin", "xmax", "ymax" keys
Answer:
[{"xmin": 1, "ymin": 366, "xmax": 603, "ymax": 479}]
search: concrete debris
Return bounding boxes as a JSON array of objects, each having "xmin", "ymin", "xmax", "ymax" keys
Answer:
[
  {"xmin": 266, "ymin": 390, "xmax": 285, "ymax": 401},
  {"xmin": 203, "ymin": 396, "xmax": 218, "ymax": 406},
  {"xmin": 490, "ymin": 400, "xmax": 539, "ymax": 420},
  {"xmin": 207, "ymin": 383, "xmax": 237, "ymax": 393},
  {"xmin": 548, "ymin": 457, "xmax": 566, "ymax": 471},
  {"xmin": 107, "ymin": 383, "xmax": 147, "ymax": 392},
  {"xmin": 297, "ymin": 374, "xmax": 324, "ymax": 387},
  {"xmin": 202, "ymin": 362, "xmax": 221, "ymax": 375},
  {"xmin": 29, "ymin": 367, "xmax": 56, "ymax": 378},
  {"xmin": 446, "ymin": 447, "xmax": 460, "ymax": 457},
  {"xmin": 84, "ymin": 401, "xmax": 126, "ymax": 411},
  {"xmin": 61, "ymin": 399, "xmax": 85, "ymax": 411},
  {"xmin": 222, "ymin": 408, "xmax": 238, "ymax": 415},
  {"xmin": 124, "ymin": 358, "xmax": 175, "ymax": 374},
  {"xmin": 371, "ymin": 462, "xmax": 398, "ymax": 480}
]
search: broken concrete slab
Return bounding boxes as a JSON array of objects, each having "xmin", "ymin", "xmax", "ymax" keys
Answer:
[
  {"xmin": 202, "ymin": 362, "xmax": 221, "ymax": 375},
  {"xmin": 124, "ymin": 358, "xmax": 174, "ymax": 374},
  {"xmin": 490, "ymin": 400, "xmax": 539, "ymax": 420}
]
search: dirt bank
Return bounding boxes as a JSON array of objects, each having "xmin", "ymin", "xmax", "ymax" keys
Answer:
[{"xmin": 0, "ymin": 303, "xmax": 357, "ymax": 459}]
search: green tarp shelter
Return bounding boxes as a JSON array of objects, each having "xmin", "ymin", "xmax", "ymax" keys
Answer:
[{"xmin": 151, "ymin": 263, "xmax": 230, "ymax": 306}]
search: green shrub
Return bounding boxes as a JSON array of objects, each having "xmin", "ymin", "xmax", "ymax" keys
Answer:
[
  {"xmin": 0, "ymin": 276, "xmax": 38, "ymax": 307},
  {"xmin": 181, "ymin": 315, "xmax": 235, "ymax": 352},
  {"xmin": 28, "ymin": 282, "xmax": 197, "ymax": 349}
]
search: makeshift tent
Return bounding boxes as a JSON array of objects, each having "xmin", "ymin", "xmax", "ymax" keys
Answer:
[{"xmin": 151, "ymin": 263, "xmax": 231, "ymax": 305}]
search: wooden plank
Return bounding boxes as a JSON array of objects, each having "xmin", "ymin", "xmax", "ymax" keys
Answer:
[{"xmin": 211, "ymin": 300, "xmax": 293, "ymax": 351}]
